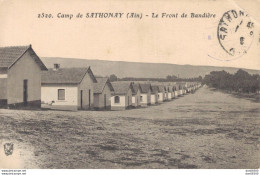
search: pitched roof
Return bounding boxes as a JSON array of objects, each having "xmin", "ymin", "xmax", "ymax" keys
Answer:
[
  {"xmin": 111, "ymin": 81, "xmax": 134, "ymax": 95},
  {"xmin": 139, "ymin": 84, "xmax": 152, "ymax": 93},
  {"xmin": 158, "ymin": 85, "xmax": 166, "ymax": 92},
  {"xmin": 166, "ymin": 85, "xmax": 173, "ymax": 92},
  {"xmin": 176, "ymin": 82, "xmax": 187, "ymax": 86},
  {"xmin": 150, "ymin": 82, "xmax": 168, "ymax": 92},
  {"xmin": 0, "ymin": 45, "xmax": 47, "ymax": 70},
  {"xmin": 151, "ymin": 86, "xmax": 159, "ymax": 94},
  {"xmin": 132, "ymin": 83, "xmax": 141, "ymax": 95},
  {"xmin": 94, "ymin": 77, "xmax": 114, "ymax": 94},
  {"xmin": 42, "ymin": 67, "xmax": 97, "ymax": 85},
  {"xmin": 172, "ymin": 84, "xmax": 178, "ymax": 91}
]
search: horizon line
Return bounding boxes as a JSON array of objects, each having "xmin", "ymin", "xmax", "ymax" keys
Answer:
[{"xmin": 41, "ymin": 56, "xmax": 260, "ymax": 72}]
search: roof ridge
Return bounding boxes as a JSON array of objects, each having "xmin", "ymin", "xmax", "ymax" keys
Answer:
[
  {"xmin": 48, "ymin": 67, "xmax": 90, "ymax": 70},
  {"xmin": 96, "ymin": 76, "xmax": 108, "ymax": 79},
  {"xmin": 78, "ymin": 67, "xmax": 91, "ymax": 84},
  {"xmin": 0, "ymin": 45, "xmax": 31, "ymax": 49},
  {"xmin": 42, "ymin": 66, "xmax": 92, "ymax": 84},
  {"xmin": 7, "ymin": 46, "xmax": 31, "ymax": 69}
]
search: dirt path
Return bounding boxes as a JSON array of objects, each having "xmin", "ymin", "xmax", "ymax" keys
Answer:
[{"xmin": 0, "ymin": 86, "xmax": 259, "ymax": 168}]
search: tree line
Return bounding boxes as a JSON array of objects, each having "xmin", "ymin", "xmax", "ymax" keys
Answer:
[
  {"xmin": 203, "ymin": 69, "xmax": 260, "ymax": 93},
  {"xmin": 108, "ymin": 74, "xmax": 203, "ymax": 82}
]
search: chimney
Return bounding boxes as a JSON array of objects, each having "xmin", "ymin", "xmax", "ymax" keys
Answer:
[{"xmin": 53, "ymin": 64, "xmax": 60, "ymax": 71}]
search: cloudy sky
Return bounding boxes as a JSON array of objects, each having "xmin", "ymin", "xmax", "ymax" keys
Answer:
[{"xmin": 0, "ymin": 0, "xmax": 259, "ymax": 70}]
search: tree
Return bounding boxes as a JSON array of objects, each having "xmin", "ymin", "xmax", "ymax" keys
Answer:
[
  {"xmin": 233, "ymin": 69, "xmax": 251, "ymax": 92},
  {"xmin": 203, "ymin": 69, "xmax": 260, "ymax": 94},
  {"xmin": 166, "ymin": 75, "xmax": 178, "ymax": 81},
  {"xmin": 109, "ymin": 74, "xmax": 118, "ymax": 82}
]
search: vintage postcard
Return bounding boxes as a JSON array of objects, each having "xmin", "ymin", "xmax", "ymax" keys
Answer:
[{"xmin": 0, "ymin": 0, "xmax": 259, "ymax": 173}]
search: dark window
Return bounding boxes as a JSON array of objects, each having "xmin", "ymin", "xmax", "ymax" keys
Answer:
[
  {"xmin": 23, "ymin": 79, "xmax": 28, "ymax": 105},
  {"xmin": 58, "ymin": 89, "xmax": 65, "ymax": 100},
  {"xmin": 89, "ymin": 89, "xmax": 91, "ymax": 107},
  {"xmin": 140, "ymin": 96, "xmax": 143, "ymax": 102},
  {"xmin": 80, "ymin": 90, "xmax": 83, "ymax": 109},
  {"xmin": 115, "ymin": 96, "xmax": 120, "ymax": 103},
  {"xmin": 54, "ymin": 64, "xmax": 60, "ymax": 70}
]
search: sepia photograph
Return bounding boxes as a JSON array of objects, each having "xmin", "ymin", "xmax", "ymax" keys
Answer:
[{"xmin": 0, "ymin": 0, "xmax": 259, "ymax": 174}]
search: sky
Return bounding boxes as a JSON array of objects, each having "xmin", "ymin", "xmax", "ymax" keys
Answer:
[{"xmin": 0, "ymin": 0, "xmax": 259, "ymax": 70}]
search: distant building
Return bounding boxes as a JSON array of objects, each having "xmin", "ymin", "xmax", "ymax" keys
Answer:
[
  {"xmin": 93, "ymin": 77, "xmax": 114, "ymax": 110},
  {"xmin": 110, "ymin": 81, "xmax": 134, "ymax": 110},
  {"xmin": 167, "ymin": 85, "xmax": 173, "ymax": 100},
  {"xmin": 158, "ymin": 85, "xmax": 167, "ymax": 102},
  {"xmin": 151, "ymin": 86, "xmax": 159, "ymax": 104},
  {"xmin": 169, "ymin": 84, "xmax": 176, "ymax": 99},
  {"xmin": 164, "ymin": 85, "xmax": 169, "ymax": 101},
  {"xmin": 189, "ymin": 82, "xmax": 198, "ymax": 93},
  {"xmin": 0, "ymin": 45, "xmax": 47, "ymax": 108},
  {"xmin": 186, "ymin": 82, "xmax": 192, "ymax": 93},
  {"xmin": 172, "ymin": 84, "xmax": 179, "ymax": 97},
  {"xmin": 132, "ymin": 83, "xmax": 141, "ymax": 108},
  {"xmin": 41, "ymin": 66, "xmax": 97, "ymax": 111},
  {"xmin": 177, "ymin": 82, "xmax": 187, "ymax": 95},
  {"xmin": 139, "ymin": 84, "xmax": 152, "ymax": 106}
]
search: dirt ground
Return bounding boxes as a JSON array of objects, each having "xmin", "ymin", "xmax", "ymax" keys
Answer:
[{"xmin": 0, "ymin": 86, "xmax": 259, "ymax": 169}]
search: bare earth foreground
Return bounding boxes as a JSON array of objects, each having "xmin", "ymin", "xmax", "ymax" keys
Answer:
[{"xmin": 0, "ymin": 86, "xmax": 259, "ymax": 169}]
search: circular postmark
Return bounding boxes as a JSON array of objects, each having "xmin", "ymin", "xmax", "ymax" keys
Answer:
[{"xmin": 217, "ymin": 9, "xmax": 254, "ymax": 58}]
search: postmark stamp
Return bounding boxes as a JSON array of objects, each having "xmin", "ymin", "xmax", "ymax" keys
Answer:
[{"xmin": 217, "ymin": 9, "xmax": 254, "ymax": 58}]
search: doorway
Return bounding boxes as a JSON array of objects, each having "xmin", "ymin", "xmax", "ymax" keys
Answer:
[
  {"xmin": 104, "ymin": 94, "xmax": 106, "ymax": 109},
  {"xmin": 80, "ymin": 90, "xmax": 83, "ymax": 109},
  {"xmin": 23, "ymin": 79, "xmax": 28, "ymax": 106},
  {"xmin": 88, "ymin": 89, "xmax": 91, "ymax": 108}
]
